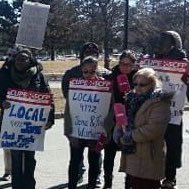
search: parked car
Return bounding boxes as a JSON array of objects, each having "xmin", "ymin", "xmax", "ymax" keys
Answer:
[
  {"xmin": 0, "ymin": 55, "xmax": 6, "ymax": 61},
  {"xmin": 64, "ymin": 54, "xmax": 77, "ymax": 60}
]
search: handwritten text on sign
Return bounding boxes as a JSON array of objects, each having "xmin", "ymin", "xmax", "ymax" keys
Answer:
[
  {"xmin": 69, "ymin": 79, "xmax": 112, "ymax": 140},
  {"xmin": 0, "ymin": 89, "xmax": 52, "ymax": 151},
  {"xmin": 140, "ymin": 58, "xmax": 188, "ymax": 125}
]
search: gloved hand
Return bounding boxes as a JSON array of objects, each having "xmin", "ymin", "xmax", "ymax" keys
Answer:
[
  {"xmin": 43, "ymin": 121, "xmax": 54, "ymax": 130},
  {"xmin": 120, "ymin": 128, "xmax": 136, "ymax": 154},
  {"xmin": 113, "ymin": 127, "xmax": 124, "ymax": 144},
  {"xmin": 95, "ymin": 133, "xmax": 107, "ymax": 153},
  {"xmin": 120, "ymin": 129, "xmax": 133, "ymax": 145},
  {"xmin": 2, "ymin": 101, "xmax": 11, "ymax": 109}
]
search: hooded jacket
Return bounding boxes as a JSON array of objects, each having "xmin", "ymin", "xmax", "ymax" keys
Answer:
[
  {"xmin": 0, "ymin": 60, "xmax": 54, "ymax": 131},
  {"xmin": 156, "ymin": 31, "xmax": 187, "ymax": 60}
]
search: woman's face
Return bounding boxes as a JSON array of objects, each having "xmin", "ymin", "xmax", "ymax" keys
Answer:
[
  {"xmin": 158, "ymin": 34, "xmax": 173, "ymax": 56},
  {"xmin": 134, "ymin": 75, "xmax": 154, "ymax": 95},
  {"xmin": 14, "ymin": 52, "xmax": 31, "ymax": 72},
  {"xmin": 82, "ymin": 63, "xmax": 97, "ymax": 79},
  {"xmin": 119, "ymin": 57, "xmax": 134, "ymax": 75}
]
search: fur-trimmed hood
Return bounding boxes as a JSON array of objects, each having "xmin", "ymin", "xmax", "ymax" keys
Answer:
[{"xmin": 164, "ymin": 31, "xmax": 182, "ymax": 49}]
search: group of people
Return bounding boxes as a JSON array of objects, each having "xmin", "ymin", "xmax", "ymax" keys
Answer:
[
  {"xmin": 0, "ymin": 30, "xmax": 188, "ymax": 189},
  {"xmin": 0, "ymin": 48, "xmax": 55, "ymax": 189}
]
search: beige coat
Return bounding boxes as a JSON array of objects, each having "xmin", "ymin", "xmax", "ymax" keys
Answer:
[{"xmin": 119, "ymin": 94, "xmax": 172, "ymax": 180}]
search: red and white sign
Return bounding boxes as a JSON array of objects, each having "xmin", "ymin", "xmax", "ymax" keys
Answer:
[
  {"xmin": 140, "ymin": 58, "xmax": 188, "ymax": 125},
  {"xmin": 117, "ymin": 75, "xmax": 130, "ymax": 93},
  {"xmin": 0, "ymin": 89, "xmax": 52, "ymax": 151},
  {"xmin": 69, "ymin": 79, "xmax": 112, "ymax": 140},
  {"xmin": 114, "ymin": 103, "xmax": 128, "ymax": 129}
]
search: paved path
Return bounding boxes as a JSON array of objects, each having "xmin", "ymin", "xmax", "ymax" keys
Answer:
[
  {"xmin": 49, "ymin": 81, "xmax": 61, "ymax": 89},
  {"xmin": 1, "ymin": 112, "xmax": 189, "ymax": 189}
]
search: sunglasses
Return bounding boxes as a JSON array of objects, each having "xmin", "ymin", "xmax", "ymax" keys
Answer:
[
  {"xmin": 119, "ymin": 62, "xmax": 133, "ymax": 67},
  {"xmin": 133, "ymin": 83, "xmax": 150, "ymax": 87},
  {"xmin": 82, "ymin": 70, "xmax": 96, "ymax": 75}
]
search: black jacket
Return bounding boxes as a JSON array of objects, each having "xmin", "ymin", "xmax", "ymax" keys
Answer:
[
  {"xmin": 156, "ymin": 47, "xmax": 187, "ymax": 60},
  {"xmin": 61, "ymin": 65, "xmax": 111, "ymax": 98},
  {"xmin": 0, "ymin": 65, "xmax": 55, "ymax": 130},
  {"xmin": 106, "ymin": 65, "xmax": 137, "ymax": 104}
]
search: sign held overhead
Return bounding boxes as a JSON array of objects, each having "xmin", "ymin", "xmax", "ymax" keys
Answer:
[{"xmin": 16, "ymin": 1, "xmax": 50, "ymax": 49}]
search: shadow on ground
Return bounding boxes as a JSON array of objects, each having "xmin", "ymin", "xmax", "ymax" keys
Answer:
[
  {"xmin": 47, "ymin": 183, "xmax": 89, "ymax": 189},
  {"xmin": 0, "ymin": 182, "xmax": 11, "ymax": 189}
]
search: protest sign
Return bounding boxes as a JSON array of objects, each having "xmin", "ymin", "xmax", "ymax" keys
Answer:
[
  {"xmin": 15, "ymin": 1, "xmax": 50, "ymax": 49},
  {"xmin": 68, "ymin": 79, "xmax": 112, "ymax": 140},
  {"xmin": 140, "ymin": 58, "xmax": 188, "ymax": 125},
  {"xmin": 0, "ymin": 89, "xmax": 52, "ymax": 151}
]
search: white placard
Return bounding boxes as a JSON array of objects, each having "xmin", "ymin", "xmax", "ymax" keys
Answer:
[
  {"xmin": 140, "ymin": 58, "xmax": 188, "ymax": 125},
  {"xmin": 69, "ymin": 79, "xmax": 112, "ymax": 140},
  {"xmin": 0, "ymin": 89, "xmax": 52, "ymax": 151},
  {"xmin": 15, "ymin": 1, "xmax": 50, "ymax": 49}
]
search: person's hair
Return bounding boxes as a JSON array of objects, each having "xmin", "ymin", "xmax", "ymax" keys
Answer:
[
  {"xmin": 119, "ymin": 50, "xmax": 136, "ymax": 63},
  {"xmin": 81, "ymin": 56, "xmax": 98, "ymax": 66},
  {"xmin": 133, "ymin": 68, "xmax": 161, "ymax": 90}
]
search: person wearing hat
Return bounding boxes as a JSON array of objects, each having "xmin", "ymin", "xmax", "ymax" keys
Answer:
[
  {"xmin": 155, "ymin": 31, "xmax": 188, "ymax": 189},
  {"xmin": 62, "ymin": 42, "xmax": 111, "ymax": 184},
  {"xmin": 62, "ymin": 42, "xmax": 111, "ymax": 98},
  {"xmin": 64, "ymin": 56, "xmax": 114, "ymax": 189},
  {"xmin": 0, "ymin": 48, "xmax": 55, "ymax": 189}
]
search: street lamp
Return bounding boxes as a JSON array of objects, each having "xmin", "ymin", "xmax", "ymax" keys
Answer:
[{"xmin": 183, "ymin": 0, "xmax": 186, "ymax": 48}]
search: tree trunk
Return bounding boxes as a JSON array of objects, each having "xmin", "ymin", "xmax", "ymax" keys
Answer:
[
  {"xmin": 104, "ymin": 25, "xmax": 110, "ymax": 70},
  {"xmin": 50, "ymin": 46, "xmax": 55, "ymax": 61}
]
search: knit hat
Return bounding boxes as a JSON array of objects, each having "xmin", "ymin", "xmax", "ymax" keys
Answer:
[
  {"xmin": 81, "ymin": 56, "xmax": 98, "ymax": 66},
  {"xmin": 80, "ymin": 42, "xmax": 99, "ymax": 62}
]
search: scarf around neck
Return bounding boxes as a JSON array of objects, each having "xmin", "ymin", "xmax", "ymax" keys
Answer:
[
  {"xmin": 11, "ymin": 65, "xmax": 37, "ymax": 89},
  {"xmin": 126, "ymin": 90, "xmax": 162, "ymax": 129}
]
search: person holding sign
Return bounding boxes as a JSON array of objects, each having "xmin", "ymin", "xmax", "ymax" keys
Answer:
[
  {"xmin": 103, "ymin": 50, "xmax": 137, "ymax": 189},
  {"xmin": 115, "ymin": 68, "xmax": 173, "ymax": 189},
  {"xmin": 0, "ymin": 48, "xmax": 54, "ymax": 189},
  {"xmin": 62, "ymin": 42, "xmax": 109, "ymax": 185},
  {"xmin": 155, "ymin": 31, "xmax": 188, "ymax": 189},
  {"xmin": 64, "ymin": 56, "xmax": 113, "ymax": 189}
]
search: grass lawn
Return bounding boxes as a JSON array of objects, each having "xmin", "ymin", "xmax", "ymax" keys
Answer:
[{"xmin": 51, "ymin": 88, "xmax": 65, "ymax": 113}]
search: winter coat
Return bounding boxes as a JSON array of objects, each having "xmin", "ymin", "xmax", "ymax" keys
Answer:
[
  {"xmin": 119, "ymin": 93, "xmax": 172, "ymax": 180},
  {"xmin": 106, "ymin": 65, "xmax": 137, "ymax": 103},
  {"xmin": 0, "ymin": 64, "xmax": 55, "ymax": 131},
  {"xmin": 62, "ymin": 65, "xmax": 111, "ymax": 98}
]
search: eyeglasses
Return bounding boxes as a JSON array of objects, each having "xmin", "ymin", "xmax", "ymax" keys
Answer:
[
  {"xmin": 119, "ymin": 62, "xmax": 133, "ymax": 67},
  {"xmin": 82, "ymin": 70, "xmax": 96, "ymax": 75},
  {"xmin": 133, "ymin": 83, "xmax": 150, "ymax": 87}
]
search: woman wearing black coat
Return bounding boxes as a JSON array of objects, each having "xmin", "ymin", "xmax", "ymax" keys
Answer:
[
  {"xmin": 0, "ymin": 49, "xmax": 54, "ymax": 189},
  {"xmin": 103, "ymin": 50, "xmax": 138, "ymax": 189}
]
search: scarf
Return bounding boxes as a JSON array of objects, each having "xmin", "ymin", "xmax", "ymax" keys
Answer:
[
  {"xmin": 11, "ymin": 66, "xmax": 37, "ymax": 89},
  {"xmin": 126, "ymin": 90, "xmax": 162, "ymax": 129},
  {"xmin": 121, "ymin": 90, "xmax": 162, "ymax": 154}
]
